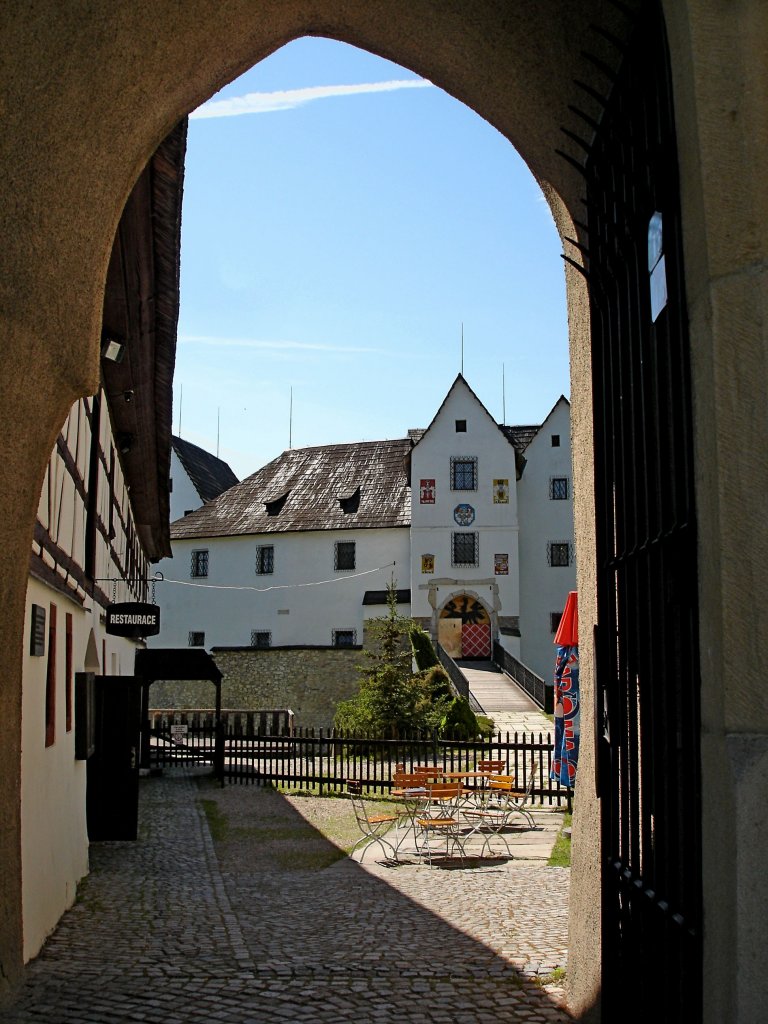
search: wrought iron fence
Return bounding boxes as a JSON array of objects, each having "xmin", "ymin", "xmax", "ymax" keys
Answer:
[{"xmin": 224, "ymin": 728, "xmax": 571, "ymax": 810}]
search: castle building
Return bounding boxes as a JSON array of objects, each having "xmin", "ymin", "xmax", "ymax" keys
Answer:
[{"xmin": 150, "ymin": 376, "xmax": 574, "ymax": 721}]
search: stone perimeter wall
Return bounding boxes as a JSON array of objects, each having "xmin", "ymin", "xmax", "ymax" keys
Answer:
[{"xmin": 151, "ymin": 647, "xmax": 364, "ymax": 731}]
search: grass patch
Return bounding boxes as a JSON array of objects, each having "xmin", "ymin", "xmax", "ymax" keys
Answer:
[
  {"xmin": 200, "ymin": 798, "xmax": 229, "ymax": 841},
  {"xmin": 537, "ymin": 966, "xmax": 567, "ymax": 986},
  {"xmin": 272, "ymin": 847, "xmax": 347, "ymax": 871},
  {"xmin": 547, "ymin": 813, "xmax": 572, "ymax": 867}
]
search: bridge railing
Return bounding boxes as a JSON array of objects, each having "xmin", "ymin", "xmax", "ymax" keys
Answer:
[{"xmin": 492, "ymin": 642, "xmax": 554, "ymax": 714}]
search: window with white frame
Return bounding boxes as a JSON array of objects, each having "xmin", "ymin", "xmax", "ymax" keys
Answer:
[
  {"xmin": 334, "ymin": 540, "xmax": 356, "ymax": 570},
  {"xmin": 332, "ymin": 629, "xmax": 357, "ymax": 648},
  {"xmin": 188, "ymin": 631, "xmax": 205, "ymax": 647},
  {"xmin": 255, "ymin": 545, "xmax": 274, "ymax": 574},
  {"xmin": 450, "ymin": 456, "xmax": 477, "ymax": 491},
  {"xmin": 190, "ymin": 549, "xmax": 208, "ymax": 578},
  {"xmin": 250, "ymin": 630, "xmax": 271, "ymax": 648},
  {"xmin": 451, "ymin": 531, "xmax": 479, "ymax": 567},
  {"xmin": 550, "ymin": 477, "xmax": 569, "ymax": 500},
  {"xmin": 548, "ymin": 542, "xmax": 572, "ymax": 567}
]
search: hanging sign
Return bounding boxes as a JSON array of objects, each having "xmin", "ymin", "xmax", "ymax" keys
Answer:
[{"xmin": 105, "ymin": 602, "xmax": 161, "ymax": 638}]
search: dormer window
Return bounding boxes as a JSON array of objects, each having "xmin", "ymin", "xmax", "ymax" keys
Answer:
[
  {"xmin": 339, "ymin": 487, "xmax": 361, "ymax": 514},
  {"xmin": 264, "ymin": 491, "xmax": 289, "ymax": 516}
]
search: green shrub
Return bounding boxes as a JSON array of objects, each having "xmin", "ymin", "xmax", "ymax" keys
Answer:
[
  {"xmin": 475, "ymin": 714, "xmax": 496, "ymax": 738},
  {"xmin": 410, "ymin": 627, "xmax": 439, "ymax": 670},
  {"xmin": 421, "ymin": 664, "xmax": 452, "ymax": 700},
  {"xmin": 439, "ymin": 696, "xmax": 479, "ymax": 739}
]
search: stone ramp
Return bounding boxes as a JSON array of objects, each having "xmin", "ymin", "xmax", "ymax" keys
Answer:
[{"xmin": 459, "ymin": 660, "xmax": 541, "ymax": 714}]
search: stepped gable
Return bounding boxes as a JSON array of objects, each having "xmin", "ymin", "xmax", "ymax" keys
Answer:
[
  {"xmin": 171, "ymin": 438, "xmax": 413, "ymax": 538},
  {"xmin": 172, "ymin": 435, "xmax": 239, "ymax": 503}
]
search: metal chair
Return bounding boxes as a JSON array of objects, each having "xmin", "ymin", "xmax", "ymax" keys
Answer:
[
  {"xmin": 461, "ymin": 763, "xmax": 539, "ymax": 857},
  {"xmin": 346, "ymin": 780, "xmax": 402, "ymax": 863},
  {"xmin": 414, "ymin": 782, "xmax": 466, "ymax": 865}
]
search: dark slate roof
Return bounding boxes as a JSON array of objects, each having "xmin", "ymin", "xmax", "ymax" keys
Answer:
[
  {"xmin": 362, "ymin": 589, "xmax": 411, "ymax": 605},
  {"xmin": 500, "ymin": 424, "xmax": 540, "ymax": 452},
  {"xmin": 172, "ymin": 435, "xmax": 239, "ymax": 504},
  {"xmin": 171, "ymin": 438, "xmax": 412, "ymax": 539}
]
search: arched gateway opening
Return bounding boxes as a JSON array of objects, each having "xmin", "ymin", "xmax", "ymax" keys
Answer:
[
  {"xmin": 438, "ymin": 593, "xmax": 493, "ymax": 660},
  {"xmin": 5, "ymin": 2, "xmax": 748, "ymax": 1020}
]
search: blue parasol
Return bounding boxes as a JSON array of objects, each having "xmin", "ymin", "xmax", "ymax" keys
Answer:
[{"xmin": 551, "ymin": 591, "xmax": 580, "ymax": 787}]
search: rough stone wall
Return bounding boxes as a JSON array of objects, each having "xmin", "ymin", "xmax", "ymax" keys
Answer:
[{"xmin": 203, "ymin": 647, "xmax": 363, "ymax": 731}]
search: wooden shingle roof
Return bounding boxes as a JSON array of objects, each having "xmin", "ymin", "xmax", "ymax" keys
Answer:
[{"xmin": 171, "ymin": 438, "xmax": 412, "ymax": 539}]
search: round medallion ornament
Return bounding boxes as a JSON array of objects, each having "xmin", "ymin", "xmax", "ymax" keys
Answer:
[{"xmin": 453, "ymin": 503, "xmax": 475, "ymax": 526}]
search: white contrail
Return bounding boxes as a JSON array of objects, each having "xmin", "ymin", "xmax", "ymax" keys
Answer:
[{"xmin": 191, "ymin": 79, "xmax": 434, "ymax": 119}]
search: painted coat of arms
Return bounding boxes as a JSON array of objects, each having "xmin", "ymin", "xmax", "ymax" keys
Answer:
[{"xmin": 453, "ymin": 503, "xmax": 475, "ymax": 526}]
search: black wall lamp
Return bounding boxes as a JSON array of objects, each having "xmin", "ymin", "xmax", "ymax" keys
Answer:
[{"xmin": 116, "ymin": 432, "xmax": 134, "ymax": 454}]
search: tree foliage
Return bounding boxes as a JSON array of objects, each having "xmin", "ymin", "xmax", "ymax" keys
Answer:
[{"xmin": 334, "ymin": 582, "xmax": 451, "ymax": 736}]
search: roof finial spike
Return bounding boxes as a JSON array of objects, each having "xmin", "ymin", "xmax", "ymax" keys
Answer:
[
  {"xmin": 289, "ymin": 386, "xmax": 293, "ymax": 450},
  {"xmin": 461, "ymin": 322, "xmax": 464, "ymax": 376}
]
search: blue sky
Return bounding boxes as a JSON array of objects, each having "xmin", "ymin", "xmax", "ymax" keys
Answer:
[{"xmin": 175, "ymin": 37, "xmax": 569, "ymax": 481}]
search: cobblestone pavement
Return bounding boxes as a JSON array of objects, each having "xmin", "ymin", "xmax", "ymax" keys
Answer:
[{"xmin": 2, "ymin": 770, "xmax": 572, "ymax": 1023}]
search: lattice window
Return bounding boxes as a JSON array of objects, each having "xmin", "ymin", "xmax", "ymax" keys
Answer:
[
  {"xmin": 255, "ymin": 545, "xmax": 274, "ymax": 574},
  {"xmin": 332, "ymin": 629, "xmax": 357, "ymax": 648},
  {"xmin": 547, "ymin": 542, "xmax": 572, "ymax": 567},
  {"xmin": 334, "ymin": 540, "xmax": 356, "ymax": 570},
  {"xmin": 190, "ymin": 549, "xmax": 209, "ymax": 578},
  {"xmin": 250, "ymin": 630, "xmax": 271, "ymax": 648},
  {"xmin": 451, "ymin": 531, "xmax": 478, "ymax": 567},
  {"xmin": 450, "ymin": 456, "xmax": 477, "ymax": 491},
  {"xmin": 550, "ymin": 477, "xmax": 570, "ymax": 500}
]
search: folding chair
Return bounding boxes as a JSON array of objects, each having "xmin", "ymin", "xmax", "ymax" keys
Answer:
[
  {"xmin": 414, "ymin": 782, "xmax": 466, "ymax": 865},
  {"xmin": 346, "ymin": 780, "xmax": 402, "ymax": 863},
  {"xmin": 461, "ymin": 763, "xmax": 538, "ymax": 857}
]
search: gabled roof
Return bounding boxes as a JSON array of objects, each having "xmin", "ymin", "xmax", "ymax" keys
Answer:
[
  {"xmin": 518, "ymin": 395, "xmax": 570, "ymax": 450},
  {"xmin": 171, "ymin": 438, "xmax": 412, "ymax": 539},
  {"xmin": 410, "ymin": 374, "xmax": 533, "ymax": 477},
  {"xmin": 172, "ymin": 435, "xmax": 239, "ymax": 504}
]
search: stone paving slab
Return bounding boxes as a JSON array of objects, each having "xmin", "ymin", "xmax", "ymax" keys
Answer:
[{"xmin": 1, "ymin": 770, "xmax": 572, "ymax": 1023}]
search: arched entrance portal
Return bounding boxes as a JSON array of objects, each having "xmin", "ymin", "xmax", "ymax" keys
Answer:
[{"xmin": 438, "ymin": 593, "xmax": 492, "ymax": 660}]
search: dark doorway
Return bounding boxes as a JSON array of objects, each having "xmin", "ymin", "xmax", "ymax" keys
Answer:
[{"xmin": 86, "ymin": 676, "xmax": 142, "ymax": 841}]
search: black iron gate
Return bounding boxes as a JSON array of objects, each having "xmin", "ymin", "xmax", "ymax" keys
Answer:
[{"xmin": 580, "ymin": 4, "xmax": 702, "ymax": 1019}]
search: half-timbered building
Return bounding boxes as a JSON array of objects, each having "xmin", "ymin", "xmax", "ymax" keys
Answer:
[{"xmin": 20, "ymin": 123, "xmax": 185, "ymax": 960}]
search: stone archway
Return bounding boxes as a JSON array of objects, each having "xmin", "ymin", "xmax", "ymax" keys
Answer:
[
  {"xmin": 1, "ymin": 4, "xmax": 766, "ymax": 1021},
  {"xmin": 438, "ymin": 592, "xmax": 493, "ymax": 660}
]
